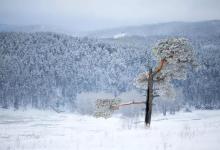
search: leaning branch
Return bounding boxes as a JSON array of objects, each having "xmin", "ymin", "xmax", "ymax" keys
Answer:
[
  {"xmin": 139, "ymin": 59, "xmax": 166, "ymax": 83},
  {"xmin": 152, "ymin": 59, "xmax": 166, "ymax": 76},
  {"xmin": 111, "ymin": 100, "xmax": 145, "ymax": 110}
]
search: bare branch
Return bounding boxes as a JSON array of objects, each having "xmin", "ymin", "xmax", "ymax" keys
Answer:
[{"xmin": 112, "ymin": 100, "xmax": 146, "ymax": 109}]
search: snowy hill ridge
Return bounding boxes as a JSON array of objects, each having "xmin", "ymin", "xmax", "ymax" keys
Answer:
[
  {"xmin": 0, "ymin": 24, "xmax": 81, "ymax": 36},
  {"xmin": 87, "ymin": 20, "xmax": 220, "ymax": 38},
  {"xmin": 1, "ymin": 20, "xmax": 220, "ymax": 38}
]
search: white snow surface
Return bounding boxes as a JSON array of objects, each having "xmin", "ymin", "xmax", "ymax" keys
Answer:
[{"xmin": 0, "ymin": 109, "xmax": 220, "ymax": 150}]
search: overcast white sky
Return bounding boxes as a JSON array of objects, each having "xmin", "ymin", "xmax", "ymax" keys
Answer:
[{"xmin": 0, "ymin": 0, "xmax": 220, "ymax": 31}]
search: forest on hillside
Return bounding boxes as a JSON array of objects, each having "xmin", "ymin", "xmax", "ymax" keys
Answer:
[{"xmin": 0, "ymin": 32, "xmax": 220, "ymax": 113}]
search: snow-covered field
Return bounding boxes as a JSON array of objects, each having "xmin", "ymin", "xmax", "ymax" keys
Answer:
[{"xmin": 0, "ymin": 109, "xmax": 220, "ymax": 150}]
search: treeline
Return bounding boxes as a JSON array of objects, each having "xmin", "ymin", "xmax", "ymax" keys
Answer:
[
  {"xmin": 0, "ymin": 32, "xmax": 219, "ymax": 112},
  {"xmin": 182, "ymin": 36, "xmax": 220, "ymax": 109},
  {"xmin": 0, "ymin": 32, "xmax": 145, "ymax": 110}
]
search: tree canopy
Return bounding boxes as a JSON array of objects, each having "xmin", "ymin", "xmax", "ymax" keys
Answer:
[{"xmin": 137, "ymin": 38, "xmax": 197, "ymax": 99}]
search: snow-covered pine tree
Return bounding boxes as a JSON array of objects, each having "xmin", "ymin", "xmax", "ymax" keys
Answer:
[{"xmin": 136, "ymin": 38, "xmax": 197, "ymax": 126}]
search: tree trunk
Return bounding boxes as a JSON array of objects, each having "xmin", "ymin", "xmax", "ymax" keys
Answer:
[
  {"xmin": 163, "ymin": 104, "xmax": 167, "ymax": 116},
  {"xmin": 145, "ymin": 68, "xmax": 153, "ymax": 126}
]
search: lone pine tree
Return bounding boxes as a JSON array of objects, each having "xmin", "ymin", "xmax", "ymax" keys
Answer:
[{"xmin": 95, "ymin": 38, "xmax": 197, "ymax": 127}]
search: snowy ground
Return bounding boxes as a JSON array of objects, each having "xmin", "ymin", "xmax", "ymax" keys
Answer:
[{"xmin": 0, "ymin": 109, "xmax": 220, "ymax": 150}]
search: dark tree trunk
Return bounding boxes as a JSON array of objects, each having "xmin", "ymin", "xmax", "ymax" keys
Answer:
[
  {"xmin": 163, "ymin": 104, "xmax": 167, "ymax": 116},
  {"xmin": 145, "ymin": 68, "xmax": 153, "ymax": 126}
]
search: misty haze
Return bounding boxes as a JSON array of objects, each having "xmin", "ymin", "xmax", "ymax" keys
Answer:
[{"xmin": 0, "ymin": 0, "xmax": 220, "ymax": 150}]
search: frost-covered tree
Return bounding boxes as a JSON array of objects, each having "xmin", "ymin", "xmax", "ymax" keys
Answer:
[
  {"xmin": 95, "ymin": 38, "xmax": 197, "ymax": 126},
  {"xmin": 136, "ymin": 38, "xmax": 197, "ymax": 126},
  {"xmin": 94, "ymin": 38, "xmax": 198, "ymax": 125}
]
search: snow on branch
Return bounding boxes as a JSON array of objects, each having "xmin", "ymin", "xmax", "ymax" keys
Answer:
[
  {"xmin": 94, "ymin": 99, "xmax": 145, "ymax": 118},
  {"xmin": 94, "ymin": 99, "xmax": 121, "ymax": 118},
  {"xmin": 153, "ymin": 38, "xmax": 197, "ymax": 81},
  {"xmin": 153, "ymin": 38, "xmax": 197, "ymax": 99},
  {"xmin": 135, "ymin": 37, "xmax": 197, "ymax": 99}
]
